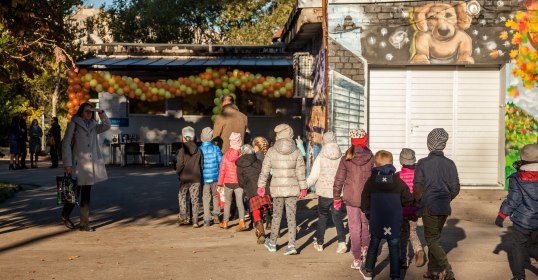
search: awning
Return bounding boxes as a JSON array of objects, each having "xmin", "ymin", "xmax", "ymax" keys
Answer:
[{"xmin": 76, "ymin": 56, "xmax": 293, "ymax": 69}]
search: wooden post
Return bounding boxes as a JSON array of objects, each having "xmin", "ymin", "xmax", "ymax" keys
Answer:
[{"xmin": 322, "ymin": 0, "xmax": 329, "ymax": 131}]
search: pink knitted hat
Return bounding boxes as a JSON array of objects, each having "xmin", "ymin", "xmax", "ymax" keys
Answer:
[{"xmin": 229, "ymin": 132, "xmax": 243, "ymax": 150}]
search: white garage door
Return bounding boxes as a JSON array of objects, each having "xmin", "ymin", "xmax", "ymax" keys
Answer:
[{"xmin": 369, "ymin": 67, "xmax": 502, "ymax": 186}]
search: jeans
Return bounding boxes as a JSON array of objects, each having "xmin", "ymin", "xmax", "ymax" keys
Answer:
[
  {"xmin": 178, "ymin": 183, "xmax": 200, "ymax": 224},
  {"xmin": 401, "ymin": 218, "xmax": 423, "ymax": 260},
  {"xmin": 347, "ymin": 205, "xmax": 370, "ymax": 261},
  {"xmin": 511, "ymin": 224, "xmax": 538, "ymax": 279},
  {"xmin": 202, "ymin": 183, "xmax": 220, "ymax": 222},
  {"xmin": 365, "ymin": 236, "xmax": 401, "ymax": 278},
  {"xmin": 62, "ymin": 185, "xmax": 92, "ymax": 227},
  {"xmin": 223, "ymin": 187, "xmax": 245, "ymax": 221},
  {"xmin": 422, "ymin": 210, "xmax": 449, "ymax": 272},
  {"xmin": 316, "ymin": 196, "xmax": 346, "ymax": 244},
  {"xmin": 269, "ymin": 197, "xmax": 297, "ymax": 247}
]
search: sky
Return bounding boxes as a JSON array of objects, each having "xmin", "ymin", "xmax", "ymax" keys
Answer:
[{"xmin": 83, "ymin": 0, "xmax": 113, "ymax": 8}]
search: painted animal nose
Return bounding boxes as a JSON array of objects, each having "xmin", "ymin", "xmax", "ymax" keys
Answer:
[{"xmin": 438, "ymin": 28, "xmax": 450, "ymax": 36}]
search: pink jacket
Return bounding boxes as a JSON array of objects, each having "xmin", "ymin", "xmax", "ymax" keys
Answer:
[
  {"xmin": 397, "ymin": 167, "xmax": 416, "ymax": 218},
  {"xmin": 217, "ymin": 148, "xmax": 240, "ymax": 185}
]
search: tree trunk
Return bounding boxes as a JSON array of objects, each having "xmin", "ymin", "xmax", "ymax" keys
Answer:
[{"xmin": 51, "ymin": 66, "xmax": 61, "ymax": 117}]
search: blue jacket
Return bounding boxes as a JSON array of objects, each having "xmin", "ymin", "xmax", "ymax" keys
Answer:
[
  {"xmin": 414, "ymin": 151, "xmax": 460, "ymax": 216},
  {"xmin": 500, "ymin": 167, "xmax": 538, "ymax": 230},
  {"xmin": 361, "ymin": 165, "xmax": 414, "ymax": 239},
  {"xmin": 200, "ymin": 142, "xmax": 222, "ymax": 184}
]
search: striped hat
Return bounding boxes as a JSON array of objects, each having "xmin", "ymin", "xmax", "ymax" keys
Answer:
[{"xmin": 427, "ymin": 128, "xmax": 449, "ymax": 152}]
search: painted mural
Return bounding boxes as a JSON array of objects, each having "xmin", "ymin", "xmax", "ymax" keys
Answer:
[{"xmin": 329, "ymin": 0, "xmax": 520, "ymax": 65}]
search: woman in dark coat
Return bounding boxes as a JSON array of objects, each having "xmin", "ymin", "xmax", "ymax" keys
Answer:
[
  {"xmin": 236, "ymin": 144, "xmax": 272, "ymax": 244},
  {"xmin": 8, "ymin": 116, "xmax": 20, "ymax": 170},
  {"xmin": 29, "ymin": 119, "xmax": 43, "ymax": 168}
]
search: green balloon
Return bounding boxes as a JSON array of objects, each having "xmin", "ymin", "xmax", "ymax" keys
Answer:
[
  {"xmin": 84, "ymin": 73, "xmax": 92, "ymax": 81},
  {"xmin": 234, "ymin": 80, "xmax": 241, "ymax": 87},
  {"xmin": 167, "ymin": 79, "xmax": 173, "ymax": 85},
  {"xmin": 222, "ymin": 81, "xmax": 229, "ymax": 89},
  {"xmin": 222, "ymin": 75, "xmax": 229, "ymax": 82},
  {"xmin": 251, "ymin": 87, "xmax": 257, "ymax": 94},
  {"xmin": 103, "ymin": 72, "xmax": 111, "ymax": 80},
  {"xmin": 230, "ymin": 93, "xmax": 236, "ymax": 101},
  {"xmin": 211, "ymin": 115, "xmax": 217, "ymax": 122},
  {"xmin": 186, "ymin": 88, "xmax": 193, "ymax": 95},
  {"xmin": 223, "ymin": 88, "xmax": 230, "ymax": 95},
  {"xmin": 151, "ymin": 87, "xmax": 158, "ymax": 94},
  {"xmin": 285, "ymin": 82, "xmax": 293, "ymax": 90},
  {"xmin": 189, "ymin": 76, "xmax": 195, "ymax": 81},
  {"xmin": 228, "ymin": 84, "xmax": 236, "ymax": 92},
  {"xmin": 117, "ymin": 88, "xmax": 124, "ymax": 95},
  {"xmin": 212, "ymin": 72, "xmax": 219, "ymax": 78},
  {"xmin": 140, "ymin": 94, "xmax": 146, "ymax": 101},
  {"xmin": 95, "ymin": 84, "xmax": 103, "ymax": 92},
  {"xmin": 279, "ymin": 87, "xmax": 286, "ymax": 94},
  {"xmin": 158, "ymin": 88, "xmax": 165, "ymax": 96},
  {"xmin": 212, "ymin": 106, "xmax": 221, "ymax": 115},
  {"xmin": 165, "ymin": 92, "xmax": 171, "ymax": 99},
  {"xmin": 130, "ymin": 83, "xmax": 137, "ymax": 89},
  {"xmin": 201, "ymin": 80, "xmax": 209, "ymax": 87},
  {"xmin": 214, "ymin": 98, "xmax": 221, "ymax": 105},
  {"xmin": 263, "ymin": 81, "xmax": 270, "ymax": 88},
  {"xmin": 195, "ymin": 77, "xmax": 202, "ymax": 84},
  {"xmin": 89, "ymin": 79, "xmax": 97, "ymax": 87},
  {"xmin": 241, "ymin": 76, "xmax": 248, "ymax": 83},
  {"xmin": 180, "ymin": 85, "xmax": 187, "ymax": 91},
  {"xmin": 135, "ymin": 88, "xmax": 142, "ymax": 95},
  {"xmin": 208, "ymin": 81, "xmax": 215, "ymax": 88},
  {"xmin": 109, "ymin": 79, "xmax": 116, "ymax": 85},
  {"xmin": 274, "ymin": 92, "xmax": 281, "ymax": 98},
  {"xmin": 216, "ymin": 89, "xmax": 223, "ymax": 97},
  {"xmin": 255, "ymin": 84, "xmax": 264, "ymax": 92},
  {"xmin": 276, "ymin": 77, "xmax": 283, "ymax": 83}
]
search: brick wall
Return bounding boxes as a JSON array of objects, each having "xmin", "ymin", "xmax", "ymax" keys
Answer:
[{"xmin": 328, "ymin": 38, "xmax": 365, "ymax": 85}]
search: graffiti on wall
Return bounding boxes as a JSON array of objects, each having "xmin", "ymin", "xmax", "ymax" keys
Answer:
[
  {"xmin": 329, "ymin": 0, "xmax": 518, "ymax": 65},
  {"xmin": 505, "ymin": 63, "xmax": 538, "ymax": 186}
]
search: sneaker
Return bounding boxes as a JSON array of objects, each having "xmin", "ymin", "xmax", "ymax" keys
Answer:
[
  {"xmin": 192, "ymin": 222, "xmax": 201, "ymax": 228},
  {"xmin": 351, "ymin": 259, "xmax": 363, "ymax": 270},
  {"xmin": 359, "ymin": 267, "xmax": 372, "ymax": 280},
  {"xmin": 283, "ymin": 245, "xmax": 298, "ymax": 255},
  {"xmin": 336, "ymin": 242, "xmax": 347, "ymax": 254},
  {"xmin": 203, "ymin": 220, "xmax": 212, "ymax": 227},
  {"xmin": 264, "ymin": 239, "xmax": 277, "ymax": 253},
  {"xmin": 313, "ymin": 238, "xmax": 323, "ymax": 252},
  {"xmin": 438, "ymin": 269, "xmax": 455, "ymax": 280}
]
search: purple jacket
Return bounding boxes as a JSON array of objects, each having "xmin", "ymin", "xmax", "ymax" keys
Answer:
[{"xmin": 333, "ymin": 146, "xmax": 374, "ymax": 208}]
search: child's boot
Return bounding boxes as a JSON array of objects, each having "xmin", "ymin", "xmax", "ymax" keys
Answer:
[
  {"xmin": 219, "ymin": 220, "xmax": 229, "ymax": 229},
  {"xmin": 254, "ymin": 221, "xmax": 265, "ymax": 244},
  {"xmin": 212, "ymin": 215, "xmax": 220, "ymax": 225},
  {"xmin": 235, "ymin": 219, "xmax": 248, "ymax": 232},
  {"xmin": 414, "ymin": 249, "xmax": 426, "ymax": 267}
]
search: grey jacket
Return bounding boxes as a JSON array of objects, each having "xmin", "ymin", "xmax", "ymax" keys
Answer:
[
  {"xmin": 257, "ymin": 138, "xmax": 307, "ymax": 197},
  {"xmin": 62, "ymin": 113, "xmax": 111, "ymax": 186},
  {"xmin": 414, "ymin": 151, "xmax": 460, "ymax": 216},
  {"xmin": 307, "ymin": 142, "xmax": 342, "ymax": 198}
]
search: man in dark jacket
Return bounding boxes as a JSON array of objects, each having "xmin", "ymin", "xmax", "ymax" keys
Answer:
[
  {"xmin": 176, "ymin": 126, "xmax": 202, "ymax": 228},
  {"xmin": 48, "ymin": 117, "xmax": 62, "ymax": 168},
  {"xmin": 18, "ymin": 114, "xmax": 28, "ymax": 169},
  {"xmin": 414, "ymin": 128, "xmax": 460, "ymax": 280},
  {"xmin": 360, "ymin": 150, "xmax": 414, "ymax": 280},
  {"xmin": 495, "ymin": 144, "xmax": 538, "ymax": 280}
]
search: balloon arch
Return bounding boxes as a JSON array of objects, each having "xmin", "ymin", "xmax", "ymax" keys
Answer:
[{"xmin": 66, "ymin": 67, "xmax": 294, "ymax": 121}]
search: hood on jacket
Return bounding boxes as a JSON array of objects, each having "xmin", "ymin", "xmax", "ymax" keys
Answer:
[
  {"xmin": 372, "ymin": 164, "xmax": 396, "ymax": 175},
  {"xmin": 183, "ymin": 141, "xmax": 199, "ymax": 155},
  {"xmin": 236, "ymin": 153, "xmax": 258, "ymax": 168},
  {"xmin": 274, "ymin": 138, "xmax": 297, "ymax": 155},
  {"xmin": 321, "ymin": 142, "xmax": 342, "ymax": 160},
  {"xmin": 349, "ymin": 146, "xmax": 374, "ymax": 166},
  {"xmin": 224, "ymin": 148, "xmax": 240, "ymax": 163},
  {"xmin": 274, "ymin": 124, "xmax": 293, "ymax": 140}
]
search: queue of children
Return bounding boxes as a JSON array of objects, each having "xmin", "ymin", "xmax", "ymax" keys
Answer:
[{"xmin": 175, "ymin": 124, "xmax": 463, "ymax": 279}]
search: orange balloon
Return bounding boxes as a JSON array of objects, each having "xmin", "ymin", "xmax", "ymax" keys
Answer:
[
  {"xmin": 79, "ymin": 68, "xmax": 88, "ymax": 75},
  {"xmin": 84, "ymin": 82, "xmax": 91, "ymax": 89},
  {"xmin": 152, "ymin": 95, "xmax": 159, "ymax": 101},
  {"xmin": 72, "ymin": 84, "xmax": 81, "ymax": 92},
  {"xmin": 107, "ymin": 87, "xmax": 116, "ymax": 94},
  {"xmin": 285, "ymin": 90, "xmax": 293, "ymax": 98},
  {"xmin": 67, "ymin": 101, "xmax": 74, "ymax": 109},
  {"xmin": 133, "ymin": 78, "xmax": 140, "ymax": 83},
  {"xmin": 73, "ymin": 76, "xmax": 81, "ymax": 85},
  {"xmin": 77, "ymin": 92, "xmax": 84, "ymax": 99},
  {"xmin": 68, "ymin": 93, "xmax": 76, "ymax": 100},
  {"xmin": 84, "ymin": 93, "xmax": 91, "ymax": 100},
  {"xmin": 129, "ymin": 92, "xmax": 136, "ymax": 99}
]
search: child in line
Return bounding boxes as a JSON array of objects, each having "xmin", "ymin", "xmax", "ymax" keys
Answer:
[
  {"xmin": 258, "ymin": 124, "xmax": 307, "ymax": 255},
  {"xmin": 396, "ymin": 148, "xmax": 426, "ymax": 267},
  {"xmin": 496, "ymin": 144, "xmax": 538, "ymax": 280},
  {"xmin": 199, "ymin": 127, "xmax": 222, "ymax": 226},
  {"xmin": 237, "ymin": 144, "xmax": 272, "ymax": 244},
  {"xmin": 176, "ymin": 126, "xmax": 203, "ymax": 228},
  {"xmin": 218, "ymin": 132, "xmax": 247, "ymax": 231},
  {"xmin": 360, "ymin": 150, "xmax": 414, "ymax": 280},
  {"xmin": 333, "ymin": 128, "xmax": 374, "ymax": 269},
  {"xmin": 252, "ymin": 136, "xmax": 272, "ymax": 229},
  {"xmin": 306, "ymin": 131, "xmax": 347, "ymax": 253}
]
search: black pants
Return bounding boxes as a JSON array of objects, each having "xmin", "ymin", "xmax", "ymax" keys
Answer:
[
  {"xmin": 62, "ymin": 185, "xmax": 92, "ymax": 227},
  {"xmin": 50, "ymin": 145, "xmax": 59, "ymax": 167},
  {"xmin": 20, "ymin": 142, "xmax": 27, "ymax": 166},
  {"xmin": 512, "ymin": 224, "xmax": 538, "ymax": 279},
  {"xmin": 316, "ymin": 196, "xmax": 347, "ymax": 244}
]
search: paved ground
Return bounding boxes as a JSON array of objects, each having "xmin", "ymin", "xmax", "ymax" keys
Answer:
[{"xmin": 0, "ymin": 160, "xmax": 536, "ymax": 280}]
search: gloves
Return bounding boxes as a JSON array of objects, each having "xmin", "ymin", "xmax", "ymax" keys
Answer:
[
  {"xmin": 333, "ymin": 199, "xmax": 342, "ymax": 211},
  {"xmin": 217, "ymin": 186, "xmax": 224, "ymax": 195},
  {"xmin": 257, "ymin": 187, "xmax": 265, "ymax": 197},
  {"xmin": 495, "ymin": 215, "xmax": 505, "ymax": 228},
  {"xmin": 299, "ymin": 189, "xmax": 308, "ymax": 198}
]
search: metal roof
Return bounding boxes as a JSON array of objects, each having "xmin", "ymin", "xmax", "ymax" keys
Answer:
[{"xmin": 76, "ymin": 57, "xmax": 292, "ymax": 68}]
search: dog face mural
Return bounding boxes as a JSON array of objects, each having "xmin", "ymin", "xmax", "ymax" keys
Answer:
[{"xmin": 411, "ymin": 2, "xmax": 474, "ymax": 64}]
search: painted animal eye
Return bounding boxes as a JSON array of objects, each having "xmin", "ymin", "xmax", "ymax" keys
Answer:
[{"xmin": 445, "ymin": 13, "xmax": 453, "ymax": 18}]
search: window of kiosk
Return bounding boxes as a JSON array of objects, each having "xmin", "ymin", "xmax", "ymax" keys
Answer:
[{"xmin": 128, "ymin": 99, "xmax": 166, "ymax": 115}]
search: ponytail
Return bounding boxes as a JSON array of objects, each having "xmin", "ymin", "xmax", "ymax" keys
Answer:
[{"xmin": 345, "ymin": 145, "xmax": 355, "ymax": 161}]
